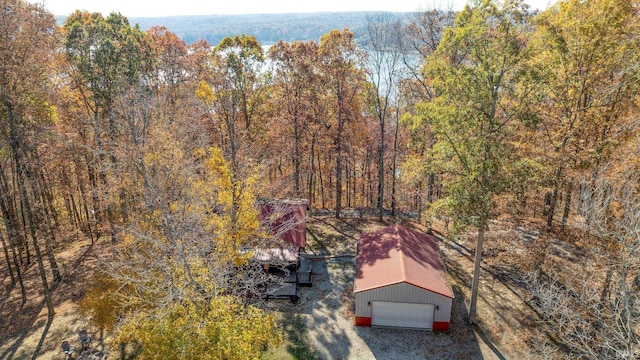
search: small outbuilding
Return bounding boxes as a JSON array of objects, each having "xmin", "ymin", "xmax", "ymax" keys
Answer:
[
  {"xmin": 260, "ymin": 198, "xmax": 309, "ymax": 250},
  {"xmin": 355, "ymin": 224, "xmax": 453, "ymax": 331},
  {"xmin": 255, "ymin": 199, "xmax": 312, "ymax": 302}
]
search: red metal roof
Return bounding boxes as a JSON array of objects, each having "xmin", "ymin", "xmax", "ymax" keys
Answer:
[
  {"xmin": 260, "ymin": 199, "xmax": 308, "ymax": 249},
  {"xmin": 355, "ymin": 224, "xmax": 454, "ymax": 298}
]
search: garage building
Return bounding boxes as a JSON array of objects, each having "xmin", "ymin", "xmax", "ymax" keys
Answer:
[{"xmin": 354, "ymin": 224, "xmax": 453, "ymax": 331}]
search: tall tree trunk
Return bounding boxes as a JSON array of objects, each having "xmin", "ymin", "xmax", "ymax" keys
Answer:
[
  {"xmin": 94, "ymin": 109, "xmax": 118, "ymax": 243},
  {"xmin": 469, "ymin": 223, "xmax": 485, "ymax": 324},
  {"xmin": 5, "ymin": 100, "xmax": 55, "ymax": 317},
  {"xmin": 417, "ymin": 181, "xmax": 424, "ymax": 224},
  {"xmin": 335, "ymin": 99, "xmax": 346, "ymax": 218},
  {"xmin": 76, "ymin": 161, "xmax": 94, "ymax": 242},
  {"xmin": 69, "ymin": 193, "xmax": 81, "ymax": 230},
  {"xmin": 353, "ymin": 163, "xmax": 357, "ymax": 208},
  {"xmin": 86, "ymin": 160, "xmax": 101, "ymax": 224},
  {"xmin": 63, "ymin": 195, "xmax": 74, "ymax": 227},
  {"xmin": 345, "ymin": 161, "xmax": 350, "ymax": 207},
  {"xmin": 10, "ymin": 237, "xmax": 27, "ymax": 306},
  {"xmin": 427, "ymin": 173, "xmax": 435, "ymax": 203},
  {"xmin": 561, "ymin": 182, "xmax": 573, "ymax": 232},
  {"xmin": 391, "ymin": 112, "xmax": 399, "ymax": 217},
  {"xmin": 293, "ymin": 119, "xmax": 301, "ymax": 196},
  {"xmin": 0, "ymin": 167, "xmax": 28, "ymax": 265},
  {"xmin": 546, "ymin": 164, "xmax": 564, "ymax": 228},
  {"xmin": 38, "ymin": 171, "xmax": 59, "ymax": 231},
  {"xmin": 367, "ymin": 154, "xmax": 374, "ymax": 207},
  {"xmin": 1, "ymin": 230, "xmax": 16, "ymax": 286},
  {"xmin": 0, "ymin": 181, "xmax": 27, "ymax": 305},
  {"xmin": 377, "ymin": 117, "xmax": 385, "ymax": 221},
  {"xmin": 308, "ymin": 135, "xmax": 317, "ymax": 205},
  {"xmin": 318, "ymin": 150, "xmax": 325, "ymax": 209},
  {"xmin": 335, "ymin": 140, "xmax": 342, "ymax": 218},
  {"xmin": 24, "ymin": 160, "xmax": 61, "ymax": 284}
]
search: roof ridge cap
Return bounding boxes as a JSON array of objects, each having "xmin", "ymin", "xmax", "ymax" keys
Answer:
[{"xmin": 397, "ymin": 225, "xmax": 408, "ymax": 282}]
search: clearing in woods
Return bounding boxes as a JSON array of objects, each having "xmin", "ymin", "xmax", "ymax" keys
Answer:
[{"xmin": 1, "ymin": 214, "xmax": 575, "ymax": 359}]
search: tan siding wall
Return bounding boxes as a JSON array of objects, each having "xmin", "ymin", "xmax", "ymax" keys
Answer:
[{"xmin": 355, "ymin": 283, "xmax": 452, "ymax": 322}]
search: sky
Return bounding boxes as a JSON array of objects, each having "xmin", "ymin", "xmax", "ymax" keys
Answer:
[{"xmin": 29, "ymin": 0, "xmax": 554, "ymax": 17}]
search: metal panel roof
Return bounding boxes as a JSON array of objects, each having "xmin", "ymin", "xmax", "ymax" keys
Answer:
[
  {"xmin": 355, "ymin": 224, "xmax": 454, "ymax": 299},
  {"xmin": 261, "ymin": 199, "xmax": 309, "ymax": 249},
  {"xmin": 251, "ymin": 248, "xmax": 299, "ymax": 263}
]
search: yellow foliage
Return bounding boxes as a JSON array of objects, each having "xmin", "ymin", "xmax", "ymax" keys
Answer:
[
  {"xmin": 88, "ymin": 141, "xmax": 277, "ymax": 357},
  {"xmin": 202, "ymin": 147, "xmax": 264, "ymax": 262},
  {"xmin": 196, "ymin": 80, "xmax": 216, "ymax": 103},
  {"xmin": 113, "ymin": 297, "xmax": 282, "ymax": 360},
  {"xmin": 79, "ymin": 274, "xmax": 120, "ymax": 332}
]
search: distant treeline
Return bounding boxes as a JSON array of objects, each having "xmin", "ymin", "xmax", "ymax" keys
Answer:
[{"xmin": 58, "ymin": 12, "xmax": 414, "ymax": 45}]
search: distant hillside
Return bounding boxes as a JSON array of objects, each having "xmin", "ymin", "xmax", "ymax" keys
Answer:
[{"xmin": 59, "ymin": 12, "xmax": 414, "ymax": 45}]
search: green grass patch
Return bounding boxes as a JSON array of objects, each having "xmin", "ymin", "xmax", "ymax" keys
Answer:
[{"xmin": 265, "ymin": 313, "xmax": 318, "ymax": 360}]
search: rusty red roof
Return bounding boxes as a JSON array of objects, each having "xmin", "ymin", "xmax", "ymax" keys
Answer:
[{"xmin": 355, "ymin": 224, "xmax": 453, "ymax": 298}]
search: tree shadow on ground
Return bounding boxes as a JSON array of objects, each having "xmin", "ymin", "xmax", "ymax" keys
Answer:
[
  {"xmin": 0, "ymin": 237, "xmax": 107, "ymax": 360},
  {"xmin": 0, "ymin": 293, "xmax": 47, "ymax": 360},
  {"xmin": 279, "ymin": 314, "xmax": 319, "ymax": 360},
  {"xmin": 287, "ymin": 257, "xmax": 356, "ymax": 360},
  {"xmin": 440, "ymin": 231, "xmax": 555, "ymax": 359},
  {"xmin": 31, "ymin": 314, "xmax": 54, "ymax": 359}
]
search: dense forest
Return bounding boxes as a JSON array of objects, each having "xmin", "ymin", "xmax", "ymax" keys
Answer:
[{"xmin": 1, "ymin": 0, "xmax": 639, "ymax": 358}]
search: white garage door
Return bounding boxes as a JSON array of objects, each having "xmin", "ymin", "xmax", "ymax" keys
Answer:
[{"xmin": 371, "ymin": 301, "xmax": 435, "ymax": 329}]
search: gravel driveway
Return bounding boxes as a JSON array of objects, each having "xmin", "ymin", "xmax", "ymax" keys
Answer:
[{"xmin": 289, "ymin": 256, "xmax": 490, "ymax": 360}]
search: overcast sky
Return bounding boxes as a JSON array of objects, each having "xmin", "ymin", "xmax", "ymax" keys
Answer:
[{"xmin": 29, "ymin": 0, "xmax": 554, "ymax": 17}]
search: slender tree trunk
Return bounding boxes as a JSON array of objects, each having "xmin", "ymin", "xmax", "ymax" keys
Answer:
[
  {"xmin": 24, "ymin": 161, "xmax": 61, "ymax": 284},
  {"xmin": 377, "ymin": 118, "xmax": 385, "ymax": 221},
  {"xmin": 69, "ymin": 193, "xmax": 82, "ymax": 230},
  {"xmin": 0, "ymin": 179, "xmax": 24, "ymax": 264},
  {"xmin": 391, "ymin": 112, "xmax": 399, "ymax": 217},
  {"xmin": 0, "ymin": 167, "xmax": 28, "ymax": 265},
  {"xmin": 1, "ymin": 230, "xmax": 16, "ymax": 286},
  {"xmin": 63, "ymin": 195, "xmax": 74, "ymax": 227},
  {"xmin": 10, "ymin": 238, "xmax": 27, "ymax": 306},
  {"xmin": 293, "ymin": 119, "xmax": 301, "ymax": 196},
  {"xmin": 547, "ymin": 164, "xmax": 564, "ymax": 228},
  {"xmin": 86, "ymin": 161, "xmax": 101, "ymax": 224},
  {"xmin": 561, "ymin": 182, "xmax": 573, "ymax": 232},
  {"xmin": 94, "ymin": 109, "xmax": 118, "ymax": 243},
  {"xmin": 417, "ymin": 181, "xmax": 423, "ymax": 224},
  {"xmin": 360, "ymin": 162, "xmax": 365, "ymax": 206},
  {"xmin": 76, "ymin": 161, "xmax": 94, "ymax": 242},
  {"xmin": 5, "ymin": 100, "xmax": 55, "ymax": 316},
  {"xmin": 367, "ymin": 154, "xmax": 374, "ymax": 207},
  {"xmin": 353, "ymin": 163, "xmax": 357, "ymax": 208},
  {"xmin": 469, "ymin": 223, "xmax": 485, "ymax": 325},
  {"xmin": 308, "ymin": 135, "xmax": 316, "ymax": 205},
  {"xmin": 0, "ymin": 183, "xmax": 27, "ymax": 305},
  {"xmin": 318, "ymin": 150, "xmax": 325, "ymax": 209},
  {"xmin": 427, "ymin": 173, "xmax": 435, "ymax": 203},
  {"xmin": 345, "ymin": 161, "xmax": 350, "ymax": 207},
  {"xmin": 38, "ymin": 171, "xmax": 59, "ymax": 231},
  {"xmin": 335, "ymin": 138, "xmax": 342, "ymax": 218}
]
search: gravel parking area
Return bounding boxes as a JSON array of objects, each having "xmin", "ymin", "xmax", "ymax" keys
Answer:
[
  {"xmin": 290, "ymin": 256, "xmax": 491, "ymax": 360},
  {"xmin": 282, "ymin": 217, "xmax": 506, "ymax": 360}
]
